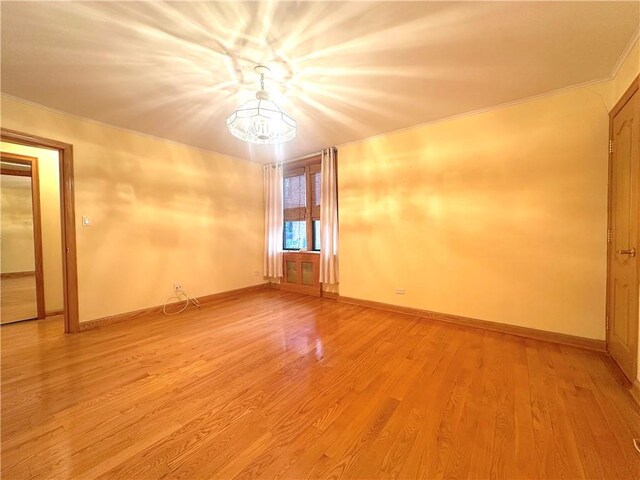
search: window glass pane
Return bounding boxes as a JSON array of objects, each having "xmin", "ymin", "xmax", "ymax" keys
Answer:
[
  {"xmin": 284, "ymin": 175, "xmax": 306, "ymax": 209},
  {"xmin": 284, "ymin": 221, "xmax": 307, "ymax": 250},
  {"xmin": 313, "ymin": 172, "xmax": 321, "ymax": 206},
  {"xmin": 313, "ymin": 220, "xmax": 321, "ymax": 251}
]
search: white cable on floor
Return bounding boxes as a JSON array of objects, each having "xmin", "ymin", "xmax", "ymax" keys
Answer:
[
  {"xmin": 162, "ymin": 288, "xmax": 201, "ymax": 316},
  {"xmin": 634, "ymin": 438, "xmax": 640, "ymax": 454}
]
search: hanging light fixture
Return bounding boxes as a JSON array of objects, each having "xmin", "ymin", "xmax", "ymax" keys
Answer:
[{"xmin": 226, "ymin": 65, "xmax": 296, "ymax": 144}]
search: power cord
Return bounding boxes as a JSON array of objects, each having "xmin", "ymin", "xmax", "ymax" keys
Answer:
[{"xmin": 162, "ymin": 288, "xmax": 201, "ymax": 316}]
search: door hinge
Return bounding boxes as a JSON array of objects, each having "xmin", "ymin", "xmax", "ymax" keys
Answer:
[
  {"xmin": 606, "ymin": 316, "xmax": 609, "ymax": 331},
  {"xmin": 609, "ymin": 139, "xmax": 614, "ymax": 154},
  {"xmin": 607, "ymin": 229, "xmax": 612, "ymax": 244}
]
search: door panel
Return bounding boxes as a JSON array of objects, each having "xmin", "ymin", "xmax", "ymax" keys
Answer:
[
  {"xmin": 608, "ymin": 87, "xmax": 639, "ymax": 382},
  {"xmin": 612, "ymin": 279, "xmax": 629, "ymax": 340}
]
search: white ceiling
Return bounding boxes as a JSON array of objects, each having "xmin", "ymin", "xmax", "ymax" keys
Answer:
[{"xmin": 1, "ymin": 1, "xmax": 638, "ymax": 162}]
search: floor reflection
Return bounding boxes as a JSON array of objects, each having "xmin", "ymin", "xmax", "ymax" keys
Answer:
[{"xmin": 1, "ymin": 273, "xmax": 37, "ymax": 324}]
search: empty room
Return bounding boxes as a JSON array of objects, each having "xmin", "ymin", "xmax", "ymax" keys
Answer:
[{"xmin": 1, "ymin": 1, "xmax": 639, "ymax": 479}]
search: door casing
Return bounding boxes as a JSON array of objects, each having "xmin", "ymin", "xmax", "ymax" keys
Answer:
[
  {"xmin": 0, "ymin": 152, "xmax": 45, "ymax": 321},
  {"xmin": 0, "ymin": 128, "xmax": 79, "ymax": 333}
]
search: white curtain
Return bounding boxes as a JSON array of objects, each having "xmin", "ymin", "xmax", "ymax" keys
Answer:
[
  {"xmin": 320, "ymin": 147, "xmax": 339, "ymax": 284},
  {"xmin": 263, "ymin": 163, "xmax": 283, "ymax": 278}
]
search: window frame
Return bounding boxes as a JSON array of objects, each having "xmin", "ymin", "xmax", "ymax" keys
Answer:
[{"xmin": 283, "ymin": 155, "xmax": 322, "ymax": 251}]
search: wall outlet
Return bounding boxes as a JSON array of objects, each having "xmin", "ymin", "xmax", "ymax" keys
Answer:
[
  {"xmin": 253, "ymin": 271, "xmax": 260, "ymax": 276},
  {"xmin": 395, "ymin": 288, "xmax": 406, "ymax": 295},
  {"xmin": 173, "ymin": 283, "xmax": 182, "ymax": 292}
]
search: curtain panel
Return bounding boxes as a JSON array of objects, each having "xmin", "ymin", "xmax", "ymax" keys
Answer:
[
  {"xmin": 320, "ymin": 147, "xmax": 339, "ymax": 284},
  {"xmin": 263, "ymin": 163, "xmax": 283, "ymax": 278}
]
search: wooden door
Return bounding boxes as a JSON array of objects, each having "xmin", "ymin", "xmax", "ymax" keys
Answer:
[{"xmin": 607, "ymin": 80, "xmax": 639, "ymax": 382}]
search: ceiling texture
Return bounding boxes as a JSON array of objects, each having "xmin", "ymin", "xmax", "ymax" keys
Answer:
[{"xmin": 1, "ymin": 1, "xmax": 639, "ymax": 162}]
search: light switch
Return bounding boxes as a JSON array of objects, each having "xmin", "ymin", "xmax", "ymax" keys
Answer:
[{"xmin": 82, "ymin": 216, "xmax": 91, "ymax": 226}]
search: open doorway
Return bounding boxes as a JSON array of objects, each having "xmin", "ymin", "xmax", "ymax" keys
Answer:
[
  {"xmin": 0, "ymin": 152, "xmax": 47, "ymax": 323},
  {"xmin": 0, "ymin": 129, "xmax": 79, "ymax": 333}
]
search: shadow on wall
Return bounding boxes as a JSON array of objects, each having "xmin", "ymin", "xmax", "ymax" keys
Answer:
[
  {"xmin": 70, "ymin": 123, "xmax": 264, "ymax": 319},
  {"xmin": 337, "ymin": 85, "xmax": 609, "ymax": 336}
]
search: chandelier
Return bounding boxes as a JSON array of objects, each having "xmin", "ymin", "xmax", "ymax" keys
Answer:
[{"xmin": 226, "ymin": 65, "xmax": 296, "ymax": 144}]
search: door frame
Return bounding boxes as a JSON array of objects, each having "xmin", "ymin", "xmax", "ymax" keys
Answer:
[
  {"xmin": 0, "ymin": 128, "xmax": 79, "ymax": 333},
  {"xmin": 1, "ymin": 152, "xmax": 46, "ymax": 320},
  {"xmin": 606, "ymin": 75, "xmax": 639, "ymax": 379}
]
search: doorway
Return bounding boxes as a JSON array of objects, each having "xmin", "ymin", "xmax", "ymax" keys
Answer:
[
  {"xmin": 0, "ymin": 129, "xmax": 79, "ymax": 333},
  {"xmin": 607, "ymin": 76, "xmax": 640, "ymax": 382},
  {"xmin": 0, "ymin": 153, "xmax": 45, "ymax": 323}
]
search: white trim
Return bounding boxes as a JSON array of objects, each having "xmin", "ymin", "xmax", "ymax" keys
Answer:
[
  {"xmin": 0, "ymin": 93, "xmax": 254, "ymax": 164},
  {"xmin": 609, "ymin": 26, "xmax": 640, "ymax": 81},
  {"xmin": 336, "ymin": 77, "xmax": 611, "ymax": 149}
]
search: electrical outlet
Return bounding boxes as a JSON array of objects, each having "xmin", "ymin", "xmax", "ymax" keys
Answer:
[
  {"xmin": 253, "ymin": 271, "xmax": 260, "ymax": 276},
  {"xmin": 395, "ymin": 288, "xmax": 406, "ymax": 295},
  {"xmin": 173, "ymin": 283, "xmax": 182, "ymax": 292}
]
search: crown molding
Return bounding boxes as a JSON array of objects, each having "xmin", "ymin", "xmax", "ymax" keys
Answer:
[
  {"xmin": 0, "ymin": 93, "xmax": 255, "ymax": 164},
  {"xmin": 609, "ymin": 25, "xmax": 640, "ymax": 81},
  {"xmin": 336, "ymin": 77, "xmax": 611, "ymax": 150},
  {"xmin": 337, "ymin": 31, "xmax": 640, "ymax": 150}
]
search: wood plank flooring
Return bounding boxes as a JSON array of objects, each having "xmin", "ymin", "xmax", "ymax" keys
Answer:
[
  {"xmin": 1, "ymin": 273, "xmax": 37, "ymax": 324},
  {"xmin": 1, "ymin": 289, "xmax": 639, "ymax": 479}
]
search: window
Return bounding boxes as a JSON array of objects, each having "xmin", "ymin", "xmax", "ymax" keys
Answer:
[
  {"xmin": 283, "ymin": 157, "xmax": 321, "ymax": 251},
  {"xmin": 283, "ymin": 169, "xmax": 306, "ymax": 249}
]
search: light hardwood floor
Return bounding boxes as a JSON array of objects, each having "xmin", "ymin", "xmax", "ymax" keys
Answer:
[
  {"xmin": 1, "ymin": 273, "xmax": 37, "ymax": 324},
  {"xmin": 1, "ymin": 289, "xmax": 639, "ymax": 479}
]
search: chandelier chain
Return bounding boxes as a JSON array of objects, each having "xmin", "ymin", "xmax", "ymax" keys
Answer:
[{"xmin": 260, "ymin": 73, "xmax": 264, "ymax": 91}]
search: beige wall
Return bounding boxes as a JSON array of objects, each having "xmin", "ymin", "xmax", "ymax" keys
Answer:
[
  {"xmin": 337, "ymin": 82, "xmax": 614, "ymax": 341},
  {"xmin": 1, "ymin": 97, "xmax": 265, "ymax": 323},
  {"xmin": 338, "ymin": 85, "xmax": 608, "ymax": 339},
  {"xmin": 336, "ymin": 38, "xmax": 639, "ymax": 345},
  {"xmin": 1, "ymin": 175, "xmax": 36, "ymax": 273},
  {"xmin": 1, "ymin": 143, "xmax": 63, "ymax": 312}
]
